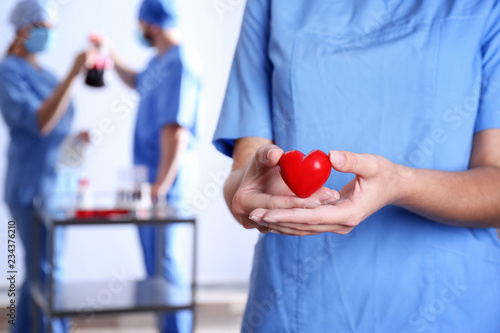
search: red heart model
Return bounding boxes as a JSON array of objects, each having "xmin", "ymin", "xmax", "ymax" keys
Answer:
[{"xmin": 278, "ymin": 150, "xmax": 332, "ymax": 198}]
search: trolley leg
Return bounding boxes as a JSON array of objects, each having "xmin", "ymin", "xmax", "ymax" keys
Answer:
[
  {"xmin": 192, "ymin": 220, "xmax": 197, "ymax": 332},
  {"xmin": 156, "ymin": 223, "xmax": 165, "ymax": 332},
  {"xmin": 156, "ymin": 223, "xmax": 164, "ymax": 278}
]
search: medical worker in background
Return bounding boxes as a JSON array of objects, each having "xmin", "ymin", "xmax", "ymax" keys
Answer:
[
  {"xmin": 0, "ymin": 1, "xmax": 94, "ymax": 332},
  {"xmin": 92, "ymin": 0, "xmax": 201, "ymax": 331}
]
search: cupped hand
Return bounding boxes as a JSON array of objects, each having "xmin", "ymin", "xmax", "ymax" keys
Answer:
[
  {"xmin": 249, "ymin": 151, "xmax": 409, "ymax": 236},
  {"xmin": 232, "ymin": 145, "xmax": 340, "ymax": 234},
  {"xmin": 70, "ymin": 48, "xmax": 98, "ymax": 77},
  {"xmin": 151, "ymin": 183, "xmax": 168, "ymax": 204},
  {"xmin": 89, "ymin": 33, "xmax": 110, "ymax": 49},
  {"xmin": 88, "ymin": 33, "xmax": 115, "ymax": 67}
]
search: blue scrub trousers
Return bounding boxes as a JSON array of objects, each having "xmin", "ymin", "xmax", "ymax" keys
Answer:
[
  {"xmin": 138, "ymin": 224, "xmax": 192, "ymax": 333},
  {"xmin": 8, "ymin": 203, "xmax": 68, "ymax": 333},
  {"xmin": 138, "ymin": 190, "xmax": 192, "ymax": 333}
]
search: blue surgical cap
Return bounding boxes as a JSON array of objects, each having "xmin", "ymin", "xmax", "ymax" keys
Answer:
[
  {"xmin": 9, "ymin": 0, "xmax": 55, "ymax": 31},
  {"xmin": 138, "ymin": 0, "xmax": 179, "ymax": 28}
]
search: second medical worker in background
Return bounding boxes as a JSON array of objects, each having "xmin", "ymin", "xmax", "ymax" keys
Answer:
[{"xmin": 93, "ymin": 0, "xmax": 201, "ymax": 332}]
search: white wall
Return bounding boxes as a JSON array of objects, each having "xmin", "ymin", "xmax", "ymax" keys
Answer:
[{"xmin": 0, "ymin": 0, "xmax": 257, "ymax": 285}]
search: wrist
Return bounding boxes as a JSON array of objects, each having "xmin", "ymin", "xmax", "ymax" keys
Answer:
[
  {"xmin": 224, "ymin": 168, "xmax": 245, "ymax": 211},
  {"xmin": 392, "ymin": 163, "xmax": 416, "ymax": 207},
  {"xmin": 109, "ymin": 49, "xmax": 122, "ymax": 68},
  {"xmin": 68, "ymin": 67, "xmax": 80, "ymax": 80}
]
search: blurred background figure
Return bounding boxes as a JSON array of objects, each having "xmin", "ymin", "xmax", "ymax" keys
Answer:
[
  {"xmin": 0, "ymin": 0, "xmax": 94, "ymax": 332},
  {"xmin": 93, "ymin": 0, "xmax": 201, "ymax": 331},
  {"xmin": 0, "ymin": 0, "xmax": 270, "ymax": 331}
]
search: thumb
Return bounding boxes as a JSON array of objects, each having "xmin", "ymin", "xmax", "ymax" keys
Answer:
[
  {"xmin": 254, "ymin": 144, "xmax": 283, "ymax": 168},
  {"xmin": 329, "ymin": 150, "xmax": 378, "ymax": 178}
]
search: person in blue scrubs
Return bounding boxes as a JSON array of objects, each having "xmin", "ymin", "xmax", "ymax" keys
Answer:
[
  {"xmin": 214, "ymin": 1, "xmax": 500, "ymax": 332},
  {"xmin": 0, "ymin": 1, "xmax": 93, "ymax": 332},
  {"xmin": 93, "ymin": 0, "xmax": 201, "ymax": 331}
]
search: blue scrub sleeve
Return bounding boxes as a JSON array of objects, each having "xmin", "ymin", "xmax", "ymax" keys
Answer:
[
  {"xmin": 0, "ymin": 65, "xmax": 41, "ymax": 137},
  {"xmin": 212, "ymin": 0, "xmax": 273, "ymax": 157},
  {"xmin": 475, "ymin": 1, "xmax": 500, "ymax": 133},
  {"xmin": 156, "ymin": 61, "xmax": 199, "ymax": 139}
]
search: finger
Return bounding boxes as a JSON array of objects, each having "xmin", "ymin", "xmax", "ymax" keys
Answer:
[
  {"xmin": 151, "ymin": 195, "xmax": 159, "ymax": 205},
  {"xmin": 243, "ymin": 191, "xmax": 322, "ymax": 211},
  {"xmin": 329, "ymin": 151, "xmax": 379, "ymax": 178},
  {"xmin": 241, "ymin": 217, "xmax": 270, "ymax": 232},
  {"xmin": 253, "ymin": 144, "xmax": 284, "ymax": 169},
  {"xmin": 88, "ymin": 33, "xmax": 101, "ymax": 44},
  {"xmin": 249, "ymin": 211, "xmax": 281, "ymax": 235},
  {"xmin": 310, "ymin": 187, "xmax": 340, "ymax": 204},
  {"xmin": 259, "ymin": 202, "xmax": 356, "ymax": 225},
  {"xmin": 242, "ymin": 144, "xmax": 283, "ymax": 180},
  {"xmin": 269, "ymin": 222, "xmax": 352, "ymax": 235},
  {"xmin": 249, "ymin": 208, "xmax": 270, "ymax": 222},
  {"xmin": 257, "ymin": 226, "xmax": 270, "ymax": 233},
  {"xmin": 78, "ymin": 132, "xmax": 90, "ymax": 141},
  {"xmin": 249, "ymin": 206, "xmax": 331, "ymax": 223},
  {"xmin": 252, "ymin": 206, "xmax": 353, "ymax": 234},
  {"xmin": 265, "ymin": 224, "xmax": 320, "ymax": 236}
]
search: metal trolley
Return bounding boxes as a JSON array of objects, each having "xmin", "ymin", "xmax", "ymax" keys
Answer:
[{"xmin": 31, "ymin": 201, "xmax": 197, "ymax": 333}]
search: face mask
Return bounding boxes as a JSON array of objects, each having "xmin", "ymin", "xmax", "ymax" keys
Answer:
[
  {"xmin": 136, "ymin": 29, "xmax": 154, "ymax": 47},
  {"xmin": 24, "ymin": 27, "xmax": 55, "ymax": 53}
]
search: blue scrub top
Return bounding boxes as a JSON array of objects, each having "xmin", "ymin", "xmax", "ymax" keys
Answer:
[
  {"xmin": 214, "ymin": 1, "xmax": 500, "ymax": 332},
  {"xmin": 134, "ymin": 45, "xmax": 201, "ymax": 203},
  {"xmin": 0, "ymin": 56, "xmax": 73, "ymax": 207}
]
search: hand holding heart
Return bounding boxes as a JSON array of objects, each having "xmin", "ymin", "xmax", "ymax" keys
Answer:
[
  {"xmin": 231, "ymin": 145, "xmax": 340, "ymax": 233},
  {"xmin": 249, "ymin": 150, "xmax": 407, "ymax": 236}
]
